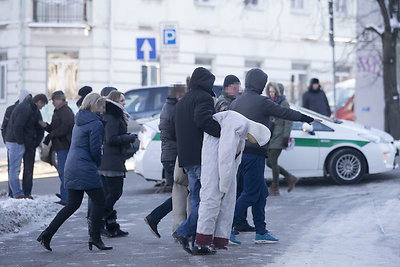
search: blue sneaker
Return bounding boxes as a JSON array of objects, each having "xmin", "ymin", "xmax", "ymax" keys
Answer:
[
  {"xmin": 229, "ymin": 230, "xmax": 241, "ymax": 245},
  {"xmin": 254, "ymin": 232, "xmax": 279, "ymax": 244}
]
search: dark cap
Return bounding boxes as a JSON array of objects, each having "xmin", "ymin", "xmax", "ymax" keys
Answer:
[
  {"xmin": 223, "ymin": 75, "xmax": 240, "ymax": 88},
  {"xmin": 100, "ymin": 86, "xmax": 117, "ymax": 96},
  {"xmin": 78, "ymin": 86, "xmax": 92, "ymax": 97},
  {"xmin": 51, "ymin": 90, "xmax": 65, "ymax": 100},
  {"xmin": 310, "ymin": 78, "xmax": 319, "ymax": 85}
]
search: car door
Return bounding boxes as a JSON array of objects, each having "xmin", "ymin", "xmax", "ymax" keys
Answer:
[{"xmin": 276, "ymin": 121, "xmax": 321, "ymax": 175}]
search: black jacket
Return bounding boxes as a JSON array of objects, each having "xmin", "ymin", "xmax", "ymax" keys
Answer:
[
  {"xmin": 159, "ymin": 97, "xmax": 178, "ymax": 162},
  {"xmin": 230, "ymin": 68, "xmax": 313, "ymax": 156},
  {"xmin": 5, "ymin": 99, "xmax": 44, "ymax": 148},
  {"xmin": 175, "ymin": 67, "xmax": 221, "ymax": 167},
  {"xmin": 98, "ymin": 100, "xmax": 136, "ymax": 173},
  {"xmin": 302, "ymin": 86, "xmax": 331, "ymax": 117},
  {"xmin": 45, "ymin": 102, "xmax": 75, "ymax": 151},
  {"xmin": 1, "ymin": 101, "xmax": 18, "ymax": 144}
]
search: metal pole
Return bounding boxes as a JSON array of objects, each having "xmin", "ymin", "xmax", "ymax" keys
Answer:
[{"xmin": 329, "ymin": 0, "xmax": 337, "ymax": 120}]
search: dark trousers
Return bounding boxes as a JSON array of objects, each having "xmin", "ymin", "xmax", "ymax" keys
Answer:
[
  {"xmin": 22, "ymin": 146, "xmax": 35, "ymax": 196},
  {"xmin": 266, "ymin": 148, "xmax": 290, "ymax": 184},
  {"xmin": 236, "ymin": 168, "xmax": 250, "ymax": 227},
  {"xmin": 46, "ymin": 188, "xmax": 105, "ymax": 238},
  {"xmin": 102, "ymin": 176, "xmax": 124, "ymax": 216},
  {"xmin": 233, "ymin": 153, "xmax": 268, "ymax": 235},
  {"xmin": 147, "ymin": 162, "xmax": 175, "ymax": 223}
]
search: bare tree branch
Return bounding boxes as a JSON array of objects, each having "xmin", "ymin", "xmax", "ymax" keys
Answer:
[
  {"xmin": 377, "ymin": 0, "xmax": 391, "ymax": 31},
  {"xmin": 364, "ymin": 26, "xmax": 384, "ymax": 39}
]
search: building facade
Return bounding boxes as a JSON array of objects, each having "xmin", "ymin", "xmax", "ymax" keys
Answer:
[{"xmin": 0, "ymin": 0, "xmax": 357, "ymax": 124}]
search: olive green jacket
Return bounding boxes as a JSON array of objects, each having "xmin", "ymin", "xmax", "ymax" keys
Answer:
[{"xmin": 268, "ymin": 99, "xmax": 293, "ymax": 149}]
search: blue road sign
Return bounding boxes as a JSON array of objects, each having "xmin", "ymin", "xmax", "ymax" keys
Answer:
[
  {"xmin": 137, "ymin": 38, "xmax": 156, "ymax": 60},
  {"xmin": 163, "ymin": 29, "xmax": 176, "ymax": 45}
]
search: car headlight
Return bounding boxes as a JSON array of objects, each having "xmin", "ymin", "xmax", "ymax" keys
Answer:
[{"xmin": 358, "ymin": 133, "xmax": 381, "ymax": 143}]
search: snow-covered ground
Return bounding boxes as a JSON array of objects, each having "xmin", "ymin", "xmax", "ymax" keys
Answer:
[{"xmin": 0, "ymin": 190, "xmax": 60, "ymax": 239}]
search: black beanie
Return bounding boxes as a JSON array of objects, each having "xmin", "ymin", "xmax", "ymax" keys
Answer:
[
  {"xmin": 310, "ymin": 78, "xmax": 319, "ymax": 85},
  {"xmin": 100, "ymin": 86, "xmax": 118, "ymax": 97},
  {"xmin": 78, "ymin": 86, "xmax": 92, "ymax": 97},
  {"xmin": 223, "ymin": 75, "xmax": 240, "ymax": 88}
]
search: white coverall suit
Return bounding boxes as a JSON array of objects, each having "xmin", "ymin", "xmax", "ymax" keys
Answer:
[{"xmin": 195, "ymin": 110, "xmax": 271, "ymax": 249}]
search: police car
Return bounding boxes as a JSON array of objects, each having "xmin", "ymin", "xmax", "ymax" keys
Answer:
[{"xmin": 132, "ymin": 106, "xmax": 398, "ymax": 185}]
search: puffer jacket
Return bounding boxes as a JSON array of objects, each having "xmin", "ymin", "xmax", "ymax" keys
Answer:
[
  {"xmin": 64, "ymin": 110, "xmax": 104, "ymax": 190},
  {"xmin": 159, "ymin": 97, "xmax": 178, "ymax": 162},
  {"xmin": 268, "ymin": 96, "xmax": 293, "ymax": 149},
  {"xmin": 98, "ymin": 100, "xmax": 136, "ymax": 173},
  {"xmin": 230, "ymin": 68, "xmax": 314, "ymax": 156},
  {"xmin": 45, "ymin": 102, "xmax": 75, "ymax": 151}
]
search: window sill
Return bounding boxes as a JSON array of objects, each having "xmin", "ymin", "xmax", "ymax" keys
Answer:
[
  {"xmin": 28, "ymin": 22, "xmax": 90, "ymax": 29},
  {"xmin": 244, "ymin": 5, "xmax": 263, "ymax": 11},
  {"xmin": 194, "ymin": 1, "xmax": 216, "ymax": 8}
]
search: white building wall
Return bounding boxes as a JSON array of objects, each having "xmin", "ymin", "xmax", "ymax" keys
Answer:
[{"xmin": 0, "ymin": 0, "xmax": 357, "ymax": 129}]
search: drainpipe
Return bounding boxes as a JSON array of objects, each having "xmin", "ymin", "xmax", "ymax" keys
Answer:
[{"xmin": 18, "ymin": 0, "xmax": 25, "ymax": 91}]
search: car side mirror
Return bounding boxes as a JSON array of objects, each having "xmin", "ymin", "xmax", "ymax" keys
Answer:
[{"xmin": 302, "ymin": 123, "xmax": 315, "ymax": 135}]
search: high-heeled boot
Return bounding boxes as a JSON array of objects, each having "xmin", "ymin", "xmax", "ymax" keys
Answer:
[
  {"xmin": 37, "ymin": 229, "xmax": 53, "ymax": 251},
  {"xmin": 88, "ymin": 235, "xmax": 113, "ymax": 250}
]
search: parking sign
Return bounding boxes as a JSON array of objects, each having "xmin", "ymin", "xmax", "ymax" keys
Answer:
[{"xmin": 160, "ymin": 22, "xmax": 179, "ymax": 50}]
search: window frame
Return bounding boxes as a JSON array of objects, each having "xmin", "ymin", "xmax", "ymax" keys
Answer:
[{"xmin": 0, "ymin": 55, "xmax": 8, "ymax": 103}]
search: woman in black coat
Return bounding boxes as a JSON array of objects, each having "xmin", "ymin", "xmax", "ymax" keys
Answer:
[
  {"xmin": 98, "ymin": 90, "xmax": 137, "ymax": 237},
  {"xmin": 37, "ymin": 93, "xmax": 112, "ymax": 251}
]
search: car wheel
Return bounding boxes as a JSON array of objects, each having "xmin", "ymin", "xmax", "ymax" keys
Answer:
[
  {"xmin": 50, "ymin": 150, "xmax": 58, "ymax": 169},
  {"xmin": 328, "ymin": 148, "xmax": 367, "ymax": 185}
]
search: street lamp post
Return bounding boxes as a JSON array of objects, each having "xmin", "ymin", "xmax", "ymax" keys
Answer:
[{"xmin": 329, "ymin": 0, "xmax": 337, "ymax": 120}]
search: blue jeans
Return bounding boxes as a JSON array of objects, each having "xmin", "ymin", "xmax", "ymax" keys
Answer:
[
  {"xmin": 233, "ymin": 154, "xmax": 269, "ymax": 235},
  {"xmin": 6, "ymin": 142, "xmax": 25, "ymax": 198},
  {"xmin": 174, "ymin": 165, "xmax": 201, "ymax": 239},
  {"xmin": 57, "ymin": 149, "xmax": 69, "ymax": 203}
]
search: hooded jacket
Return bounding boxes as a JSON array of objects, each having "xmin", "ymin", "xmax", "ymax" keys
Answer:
[
  {"xmin": 45, "ymin": 102, "xmax": 75, "ymax": 151},
  {"xmin": 302, "ymin": 83, "xmax": 331, "ymax": 117},
  {"xmin": 1, "ymin": 101, "xmax": 18, "ymax": 144},
  {"xmin": 64, "ymin": 110, "xmax": 104, "ymax": 190},
  {"xmin": 175, "ymin": 67, "xmax": 221, "ymax": 167},
  {"xmin": 159, "ymin": 97, "xmax": 178, "ymax": 162},
  {"xmin": 98, "ymin": 100, "xmax": 136, "ymax": 173},
  {"xmin": 5, "ymin": 98, "xmax": 44, "ymax": 148},
  {"xmin": 230, "ymin": 68, "xmax": 314, "ymax": 155}
]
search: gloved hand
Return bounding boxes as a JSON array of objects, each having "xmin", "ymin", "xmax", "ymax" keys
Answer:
[
  {"xmin": 282, "ymin": 137, "xmax": 289, "ymax": 148},
  {"xmin": 128, "ymin": 133, "xmax": 138, "ymax": 143}
]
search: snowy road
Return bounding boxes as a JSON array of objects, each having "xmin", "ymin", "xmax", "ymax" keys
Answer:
[{"xmin": 0, "ymin": 170, "xmax": 399, "ymax": 266}]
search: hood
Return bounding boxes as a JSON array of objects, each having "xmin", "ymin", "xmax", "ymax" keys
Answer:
[
  {"xmin": 75, "ymin": 110, "xmax": 100, "ymax": 126},
  {"xmin": 244, "ymin": 68, "xmax": 268, "ymax": 94},
  {"xmin": 247, "ymin": 119, "xmax": 271, "ymax": 146},
  {"xmin": 189, "ymin": 67, "xmax": 216, "ymax": 96},
  {"xmin": 19, "ymin": 89, "xmax": 31, "ymax": 103},
  {"xmin": 105, "ymin": 99, "xmax": 124, "ymax": 118}
]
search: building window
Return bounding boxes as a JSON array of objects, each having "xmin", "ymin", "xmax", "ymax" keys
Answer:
[
  {"xmin": 335, "ymin": 0, "xmax": 348, "ymax": 16},
  {"xmin": 141, "ymin": 64, "xmax": 160, "ymax": 86},
  {"xmin": 195, "ymin": 57, "xmax": 213, "ymax": 71},
  {"xmin": 244, "ymin": 59, "xmax": 262, "ymax": 77},
  {"xmin": 244, "ymin": 0, "xmax": 259, "ymax": 7},
  {"xmin": 33, "ymin": 0, "xmax": 88, "ymax": 23},
  {"xmin": 47, "ymin": 52, "xmax": 79, "ymax": 99},
  {"xmin": 291, "ymin": 0, "xmax": 304, "ymax": 10},
  {"xmin": 291, "ymin": 63, "xmax": 309, "ymax": 71},
  {"xmin": 0, "ymin": 54, "xmax": 7, "ymax": 102}
]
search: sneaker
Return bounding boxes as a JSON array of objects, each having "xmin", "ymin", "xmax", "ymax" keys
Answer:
[
  {"xmin": 144, "ymin": 216, "xmax": 160, "ymax": 238},
  {"xmin": 55, "ymin": 193, "xmax": 61, "ymax": 199},
  {"xmin": 172, "ymin": 232, "xmax": 192, "ymax": 254},
  {"xmin": 229, "ymin": 230, "xmax": 241, "ymax": 245},
  {"xmin": 254, "ymin": 232, "xmax": 279, "ymax": 244},
  {"xmin": 192, "ymin": 245, "xmax": 216, "ymax": 255}
]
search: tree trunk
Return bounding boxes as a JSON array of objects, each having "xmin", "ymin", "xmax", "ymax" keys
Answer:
[{"xmin": 382, "ymin": 31, "xmax": 400, "ymax": 139}]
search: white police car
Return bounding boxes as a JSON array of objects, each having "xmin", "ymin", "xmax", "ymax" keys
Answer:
[{"xmin": 132, "ymin": 106, "xmax": 398, "ymax": 185}]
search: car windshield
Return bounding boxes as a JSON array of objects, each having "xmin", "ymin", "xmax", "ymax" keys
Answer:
[{"xmin": 294, "ymin": 105, "xmax": 342, "ymax": 124}]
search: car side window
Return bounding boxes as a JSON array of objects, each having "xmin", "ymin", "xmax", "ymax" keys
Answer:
[
  {"xmin": 150, "ymin": 87, "xmax": 168, "ymax": 111},
  {"xmin": 291, "ymin": 121, "xmax": 334, "ymax": 132},
  {"xmin": 125, "ymin": 90, "xmax": 150, "ymax": 114}
]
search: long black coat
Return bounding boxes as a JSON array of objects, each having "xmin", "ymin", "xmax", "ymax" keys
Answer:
[
  {"xmin": 159, "ymin": 97, "xmax": 178, "ymax": 162},
  {"xmin": 175, "ymin": 67, "xmax": 221, "ymax": 167},
  {"xmin": 302, "ymin": 87, "xmax": 331, "ymax": 117},
  {"xmin": 45, "ymin": 102, "xmax": 75, "ymax": 151},
  {"xmin": 98, "ymin": 101, "xmax": 136, "ymax": 173},
  {"xmin": 5, "ymin": 99, "xmax": 44, "ymax": 149}
]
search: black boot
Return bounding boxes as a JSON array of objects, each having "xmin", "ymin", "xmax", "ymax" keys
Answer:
[
  {"xmin": 105, "ymin": 210, "xmax": 128, "ymax": 237},
  {"xmin": 88, "ymin": 235, "xmax": 112, "ymax": 250},
  {"xmin": 37, "ymin": 229, "xmax": 52, "ymax": 251}
]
